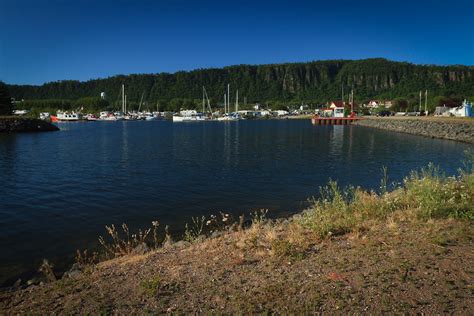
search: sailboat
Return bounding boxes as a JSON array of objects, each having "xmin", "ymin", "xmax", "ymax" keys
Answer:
[
  {"xmin": 172, "ymin": 86, "xmax": 211, "ymax": 122},
  {"xmin": 218, "ymin": 85, "xmax": 241, "ymax": 121}
]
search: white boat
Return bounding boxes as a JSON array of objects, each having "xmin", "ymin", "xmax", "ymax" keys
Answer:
[
  {"xmin": 172, "ymin": 110, "xmax": 208, "ymax": 122},
  {"xmin": 57, "ymin": 111, "xmax": 81, "ymax": 121},
  {"xmin": 13, "ymin": 109, "xmax": 29, "ymax": 116},
  {"xmin": 85, "ymin": 114, "xmax": 98, "ymax": 121},
  {"xmin": 145, "ymin": 113, "xmax": 157, "ymax": 121},
  {"xmin": 217, "ymin": 85, "xmax": 242, "ymax": 121},
  {"xmin": 99, "ymin": 111, "xmax": 117, "ymax": 121},
  {"xmin": 217, "ymin": 113, "xmax": 241, "ymax": 121},
  {"xmin": 114, "ymin": 111, "xmax": 125, "ymax": 120},
  {"xmin": 39, "ymin": 112, "xmax": 51, "ymax": 121},
  {"xmin": 449, "ymin": 100, "xmax": 473, "ymax": 117}
]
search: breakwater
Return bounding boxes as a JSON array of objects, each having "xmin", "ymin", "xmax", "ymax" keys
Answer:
[
  {"xmin": 353, "ymin": 117, "xmax": 474, "ymax": 144},
  {"xmin": 0, "ymin": 117, "xmax": 59, "ymax": 133}
]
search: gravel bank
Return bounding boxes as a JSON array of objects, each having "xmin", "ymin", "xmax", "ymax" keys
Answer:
[{"xmin": 353, "ymin": 117, "xmax": 474, "ymax": 143}]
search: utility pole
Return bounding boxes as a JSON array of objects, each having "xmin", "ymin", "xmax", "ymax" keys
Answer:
[
  {"xmin": 424, "ymin": 90, "xmax": 428, "ymax": 115},
  {"xmin": 341, "ymin": 82, "xmax": 344, "ymax": 104},
  {"xmin": 202, "ymin": 86, "xmax": 205, "ymax": 113},
  {"xmin": 419, "ymin": 90, "xmax": 422, "ymax": 113}
]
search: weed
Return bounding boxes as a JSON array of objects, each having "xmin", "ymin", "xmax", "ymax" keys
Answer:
[
  {"xmin": 140, "ymin": 276, "xmax": 161, "ymax": 297},
  {"xmin": 98, "ymin": 223, "xmax": 151, "ymax": 257},
  {"xmin": 184, "ymin": 216, "xmax": 206, "ymax": 242},
  {"xmin": 271, "ymin": 239, "xmax": 305, "ymax": 261},
  {"xmin": 75, "ymin": 249, "xmax": 98, "ymax": 266},
  {"xmin": 38, "ymin": 259, "xmax": 57, "ymax": 282},
  {"xmin": 251, "ymin": 209, "xmax": 268, "ymax": 226}
]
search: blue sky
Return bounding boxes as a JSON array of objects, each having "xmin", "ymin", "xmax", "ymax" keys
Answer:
[{"xmin": 1, "ymin": 0, "xmax": 473, "ymax": 85}]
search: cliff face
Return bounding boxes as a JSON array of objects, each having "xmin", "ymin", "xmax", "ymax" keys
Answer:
[{"xmin": 7, "ymin": 58, "xmax": 474, "ymax": 103}]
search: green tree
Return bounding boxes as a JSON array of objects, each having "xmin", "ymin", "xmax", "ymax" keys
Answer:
[
  {"xmin": 0, "ymin": 81, "xmax": 13, "ymax": 115},
  {"xmin": 392, "ymin": 98, "xmax": 408, "ymax": 112}
]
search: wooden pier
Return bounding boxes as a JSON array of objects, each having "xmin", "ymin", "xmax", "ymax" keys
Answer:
[{"xmin": 311, "ymin": 116, "xmax": 363, "ymax": 125}]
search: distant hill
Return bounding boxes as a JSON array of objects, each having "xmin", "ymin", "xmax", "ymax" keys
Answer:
[{"xmin": 7, "ymin": 58, "xmax": 474, "ymax": 109}]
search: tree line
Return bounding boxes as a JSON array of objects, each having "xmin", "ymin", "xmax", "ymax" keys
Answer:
[{"xmin": 6, "ymin": 58, "xmax": 474, "ymax": 113}]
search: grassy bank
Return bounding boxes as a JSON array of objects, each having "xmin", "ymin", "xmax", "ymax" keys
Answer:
[{"xmin": 1, "ymin": 156, "xmax": 473, "ymax": 313}]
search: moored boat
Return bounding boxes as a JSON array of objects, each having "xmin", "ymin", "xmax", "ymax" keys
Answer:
[{"xmin": 56, "ymin": 111, "xmax": 81, "ymax": 121}]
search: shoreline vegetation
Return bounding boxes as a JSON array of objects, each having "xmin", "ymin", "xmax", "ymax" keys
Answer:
[{"xmin": 1, "ymin": 155, "xmax": 473, "ymax": 313}]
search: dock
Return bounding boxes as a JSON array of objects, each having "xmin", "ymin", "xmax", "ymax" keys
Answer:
[{"xmin": 311, "ymin": 116, "xmax": 363, "ymax": 125}]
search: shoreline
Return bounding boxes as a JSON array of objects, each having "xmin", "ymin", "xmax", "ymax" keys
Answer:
[
  {"xmin": 353, "ymin": 116, "xmax": 474, "ymax": 144},
  {"xmin": 0, "ymin": 117, "xmax": 59, "ymax": 133},
  {"xmin": 1, "ymin": 162, "xmax": 473, "ymax": 313}
]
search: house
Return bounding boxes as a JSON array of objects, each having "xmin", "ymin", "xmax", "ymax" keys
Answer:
[
  {"xmin": 254, "ymin": 103, "xmax": 265, "ymax": 110},
  {"xmin": 329, "ymin": 101, "xmax": 345, "ymax": 109},
  {"xmin": 328, "ymin": 101, "xmax": 345, "ymax": 117},
  {"xmin": 274, "ymin": 110, "xmax": 289, "ymax": 117},
  {"xmin": 366, "ymin": 100, "xmax": 380, "ymax": 109},
  {"xmin": 382, "ymin": 100, "xmax": 393, "ymax": 108},
  {"xmin": 366, "ymin": 100, "xmax": 392, "ymax": 109}
]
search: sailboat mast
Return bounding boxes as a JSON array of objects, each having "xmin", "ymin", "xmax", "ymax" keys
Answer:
[
  {"xmin": 227, "ymin": 84, "xmax": 230, "ymax": 113},
  {"xmin": 351, "ymin": 89, "xmax": 354, "ymax": 113},
  {"xmin": 125, "ymin": 95, "xmax": 127, "ymax": 114},
  {"xmin": 204, "ymin": 87, "xmax": 211, "ymax": 112},
  {"xmin": 224, "ymin": 94, "xmax": 227, "ymax": 114},
  {"xmin": 122, "ymin": 84, "xmax": 125, "ymax": 113},
  {"xmin": 235, "ymin": 90, "xmax": 238, "ymax": 113},
  {"xmin": 202, "ymin": 87, "xmax": 205, "ymax": 113}
]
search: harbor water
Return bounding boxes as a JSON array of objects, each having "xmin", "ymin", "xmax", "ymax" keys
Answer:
[{"xmin": 0, "ymin": 119, "xmax": 471, "ymax": 285}]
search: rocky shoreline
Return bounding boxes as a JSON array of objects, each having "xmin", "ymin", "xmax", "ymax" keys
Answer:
[
  {"xmin": 353, "ymin": 117, "xmax": 474, "ymax": 144},
  {"xmin": 0, "ymin": 117, "xmax": 59, "ymax": 133}
]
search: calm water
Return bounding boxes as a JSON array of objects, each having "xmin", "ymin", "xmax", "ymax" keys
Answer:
[{"xmin": 0, "ymin": 120, "xmax": 471, "ymax": 285}]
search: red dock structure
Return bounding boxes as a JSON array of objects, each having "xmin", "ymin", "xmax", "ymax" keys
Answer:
[{"xmin": 311, "ymin": 116, "xmax": 363, "ymax": 125}]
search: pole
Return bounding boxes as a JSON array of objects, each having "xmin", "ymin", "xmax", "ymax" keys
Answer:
[
  {"xmin": 227, "ymin": 84, "xmax": 230, "ymax": 113},
  {"xmin": 341, "ymin": 82, "xmax": 344, "ymax": 104},
  {"xmin": 202, "ymin": 86, "xmax": 205, "ymax": 113},
  {"xmin": 425, "ymin": 90, "xmax": 428, "ymax": 115},
  {"xmin": 224, "ymin": 94, "xmax": 226, "ymax": 114},
  {"xmin": 419, "ymin": 90, "xmax": 422, "ymax": 112},
  {"xmin": 351, "ymin": 89, "xmax": 354, "ymax": 113},
  {"xmin": 236, "ymin": 90, "xmax": 238, "ymax": 113},
  {"xmin": 122, "ymin": 84, "xmax": 125, "ymax": 113}
]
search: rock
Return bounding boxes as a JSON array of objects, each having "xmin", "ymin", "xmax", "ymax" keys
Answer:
[
  {"xmin": 0, "ymin": 117, "xmax": 60, "ymax": 133},
  {"xmin": 211, "ymin": 231, "xmax": 224, "ymax": 238},
  {"xmin": 131, "ymin": 243, "xmax": 150, "ymax": 255},
  {"xmin": 353, "ymin": 118, "xmax": 474, "ymax": 144},
  {"xmin": 63, "ymin": 263, "xmax": 83, "ymax": 279},
  {"xmin": 173, "ymin": 241, "xmax": 191, "ymax": 249},
  {"xmin": 194, "ymin": 235, "xmax": 206, "ymax": 243}
]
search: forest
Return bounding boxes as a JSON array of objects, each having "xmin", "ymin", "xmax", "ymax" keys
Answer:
[{"xmin": 6, "ymin": 58, "xmax": 474, "ymax": 113}]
